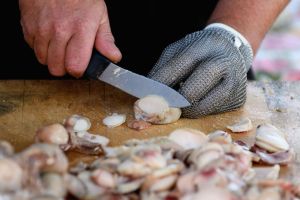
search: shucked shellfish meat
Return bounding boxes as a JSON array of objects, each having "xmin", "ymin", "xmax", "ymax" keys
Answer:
[
  {"xmin": 64, "ymin": 114, "xmax": 91, "ymax": 132},
  {"xmin": 35, "ymin": 115, "xmax": 110, "ymax": 155},
  {"xmin": 168, "ymin": 128, "xmax": 208, "ymax": 150},
  {"xmin": 134, "ymin": 95, "xmax": 181, "ymax": 124},
  {"xmin": 102, "ymin": 113, "xmax": 126, "ymax": 128},
  {"xmin": 0, "ymin": 115, "xmax": 298, "ymax": 200}
]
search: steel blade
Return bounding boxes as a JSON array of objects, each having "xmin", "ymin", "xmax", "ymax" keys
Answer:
[{"xmin": 98, "ymin": 63, "xmax": 190, "ymax": 108}]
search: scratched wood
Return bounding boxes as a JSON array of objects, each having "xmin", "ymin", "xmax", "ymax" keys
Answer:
[{"xmin": 0, "ymin": 80, "xmax": 299, "ymax": 178}]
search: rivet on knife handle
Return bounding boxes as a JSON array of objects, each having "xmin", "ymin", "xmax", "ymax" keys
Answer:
[{"xmin": 84, "ymin": 50, "xmax": 110, "ymax": 80}]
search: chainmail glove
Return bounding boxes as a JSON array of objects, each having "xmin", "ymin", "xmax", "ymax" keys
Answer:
[{"xmin": 148, "ymin": 23, "xmax": 253, "ymax": 118}]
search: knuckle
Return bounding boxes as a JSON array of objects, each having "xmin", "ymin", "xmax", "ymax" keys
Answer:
[
  {"xmin": 36, "ymin": 24, "xmax": 50, "ymax": 38},
  {"xmin": 72, "ymin": 19, "xmax": 85, "ymax": 31},
  {"xmin": 74, "ymin": 19, "xmax": 97, "ymax": 35},
  {"xmin": 53, "ymin": 23, "xmax": 69, "ymax": 39}
]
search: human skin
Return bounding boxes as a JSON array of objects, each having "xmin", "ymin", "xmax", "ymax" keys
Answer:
[
  {"xmin": 19, "ymin": 0, "xmax": 290, "ymax": 77},
  {"xmin": 19, "ymin": 0, "xmax": 122, "ymax": 77},
  {"xmin": 208, "ymin": 0, "xmax": 290, "ymax": 54}
]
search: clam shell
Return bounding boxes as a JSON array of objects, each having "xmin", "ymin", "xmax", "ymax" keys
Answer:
[
  {"xmin": 255, "ymin": 124, "xmax": 289, "ymax": 152},
  {"xmin": 227, "ymin": 118, "xmax": 253, "ymax": 133},
  {"xmin": 134, "ymin": 95, "xmax": 181, "ymax": 124},
  {"xmin": 188, "ymin": 143, "xmax": 224, "ymax": 169},
  {"xmin": 208, "ymin": 130, "xmax": 232, "ymax": 144},
  {"xmin": 142, "ymin": 174, "xmax": 178, "ymax": 192}
]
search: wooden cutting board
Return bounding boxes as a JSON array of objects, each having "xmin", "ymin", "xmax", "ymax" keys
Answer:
[{"xmin": 0, "ymin": 80, "xmax": 299, "ymax": 175}]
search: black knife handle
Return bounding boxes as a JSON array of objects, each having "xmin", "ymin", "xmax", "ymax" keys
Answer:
[{"xmin": 84, "ymin": 50, "xmax": 110, "ymax": 80}]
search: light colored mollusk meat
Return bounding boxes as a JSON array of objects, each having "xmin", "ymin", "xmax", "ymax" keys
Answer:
[
  {"xmin": 0, "ymin": 115, "xmax": 298, "ymax": 200},
  {"xmin": 168, "ymin": 128, "xmax": 208, "ymax": 150},
  {"xmin": 102, "ymin": 113, "xmax": 126, "ymax": 128},
  {"xmin": 134, "ymin": 95, "xmax": 181, "ymax": 125}
]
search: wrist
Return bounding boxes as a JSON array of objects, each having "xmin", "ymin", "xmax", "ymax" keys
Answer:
[
  {"xmin": 206, "ymin": 0, "xmax": 290, "ymax": 55},
  {"xmin": 205, "ymin": 23, "xmax": 252, "ymax": 51},
  {"xmin": 204, "ymin": 23, "xmax": 254, "ymax": 71}
]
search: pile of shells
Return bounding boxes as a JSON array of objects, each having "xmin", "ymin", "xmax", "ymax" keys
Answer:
[{"xmin": 0, "ymin": 114, "xmax": 298, "ymax": 200}]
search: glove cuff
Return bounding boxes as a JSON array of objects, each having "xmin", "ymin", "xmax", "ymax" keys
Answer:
[
  {"xmin": 205, "ymin": 23, "xmax": 254, "ymax": 71},
  {"xmin": 205, "ymin": 23, "xmax": 251, "ymax": 50}
]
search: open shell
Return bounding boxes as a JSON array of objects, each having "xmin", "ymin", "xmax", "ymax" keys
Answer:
[
  {"xmin": 134, "ymin": 95, "xmax": 181, "ymax": 124},
  {"xmin": 207, "ymin": 130, "xmax": 232, "ymax": 144},
  {"xmin": 253, "ymin": 147, "xmax": 294, "ymax": 165},
  {"xmin": 188, "ymin": 142, "xmax": 224, "ymax": 169},
  {"xmin": 142, "ymin": 174, "xmax": 178, "ymax": 192},
  {"xmin": 226, "ymin": 118, "xmax": 253, "ymax": 133},
  {"xmin": 255, "ymin": 124, "xmax": 289, "ymax": 152},
  {"xmin": 69, "ymin": 131, "xmax": 109, "ymax": 155}
]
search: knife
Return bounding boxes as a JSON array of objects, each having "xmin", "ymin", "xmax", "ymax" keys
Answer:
[{"xmin": 84, "ymin": 50, "xmax": 190, "ymax": 108}]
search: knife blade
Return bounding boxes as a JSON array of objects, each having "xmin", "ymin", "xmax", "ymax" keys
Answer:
[{"xmin": 84, "ymin": 50, "xmax": 190, "ymax": 108}]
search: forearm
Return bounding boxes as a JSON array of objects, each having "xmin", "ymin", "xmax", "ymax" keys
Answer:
[{"xmin": 207, "ymin": 0, "xmax": 290, "ymax": 54}]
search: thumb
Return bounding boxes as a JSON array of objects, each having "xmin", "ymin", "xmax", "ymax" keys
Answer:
[{"xmin": 95, "ymin": 18, "xmax": 122, "ymax": 63}]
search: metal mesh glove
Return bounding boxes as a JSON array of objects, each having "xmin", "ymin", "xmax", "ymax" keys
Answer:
[{"xmin": 148, "ymin": 23, "xmax": 253, "ymax": 118}]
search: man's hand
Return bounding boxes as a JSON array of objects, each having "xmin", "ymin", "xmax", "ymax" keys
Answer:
[
  {"xmin": 148, "ymin": 25, "xmax": 253, "ymax": 118},
  {"xmin": 19, "ymin": 0, "xmax": 122, "ymax": 77}
]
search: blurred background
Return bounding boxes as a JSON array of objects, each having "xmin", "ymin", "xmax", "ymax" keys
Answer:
[{"xmin": 253, "ymin": 0, "xmax": 300, "ymax": 81}]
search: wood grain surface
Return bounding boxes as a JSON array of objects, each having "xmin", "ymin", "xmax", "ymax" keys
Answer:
[{"xmin": 0, "ymin": 80, "xmax": 299, "ymax": 176}]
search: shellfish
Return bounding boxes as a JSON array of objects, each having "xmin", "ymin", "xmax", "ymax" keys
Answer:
[
  {"xmin": 255, "ymin": 124, "xmax": 289, "ymax": 153},
  {"xmin": 134, "ymin": 95, "xmax": 181, "ymax": 124}
]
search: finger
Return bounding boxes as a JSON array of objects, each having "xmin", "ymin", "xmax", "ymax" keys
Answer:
[
  {"xmin": 181, "ymin": 63, "xmax": 241, "ymax": 118},
  {"xmin": 178, "ymin": 59, "xmax": 227, "ymax": 104},
  {"xmin": 20, "ymin": 20, "xmax": 34, "ymax": 48},
  {"xmin": 148, "ymin": 31, "xmax": 204, "ymax": 82},
  {"xmin": 95, "ymin": 17, "xmax": 122, "ymax": 63},
  {"xmin": 217, "ymin": 76, "xmax": 247, "ymax": 112},
  {"xmin": 47, "ymin": 31, "xmax": 71, "ymax": 76},
  {"xmin": 148, "ymin": 40, "xmax": 186, "ymax": 77},
  {"xmin": 148, "ymin": 54, "xmax": 200, "ymax": 87},
  {"xmin": 33, "ymin": 36, "xmax": 50, "ymax": 65},
  {"xmin": 65, "ymin": 31, "xmax": 95, "ymax": 78}
]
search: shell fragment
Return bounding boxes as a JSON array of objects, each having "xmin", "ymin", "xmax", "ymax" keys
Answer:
[
  {"xmin": 255, "ymin": 124, "xmax": 289, "ymax": 152},
  {"xmin": 103, "ymin": 113, "xmax": 126, "ymax": 128},
  {"xmin": 134, "ymin": 95, "xmax": 181, "ymax": 124},
  {"xmin": 227, "ymin": 118, "xmax": 253, "ymax": 133}
]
